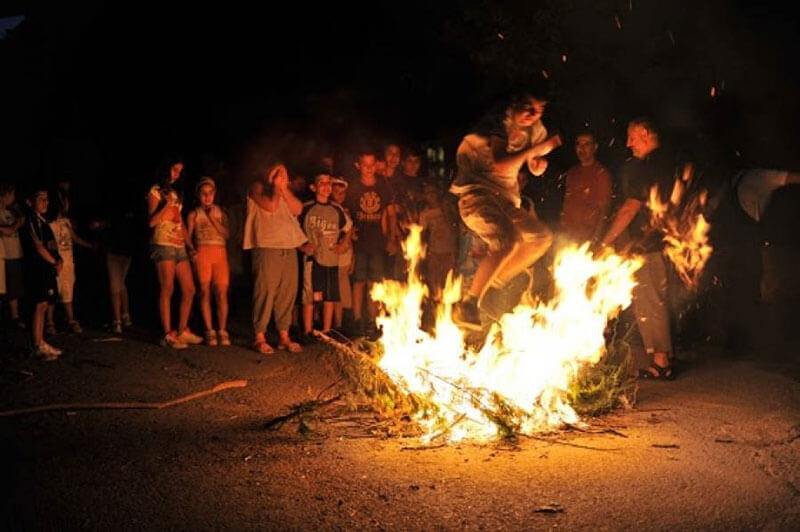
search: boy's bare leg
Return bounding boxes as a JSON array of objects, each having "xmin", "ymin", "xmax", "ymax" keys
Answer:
[
  {"xmin": 492, "ymin": 238, "xmax": 551, "ymax": 288},
  {"xmin": 322, "ymin": 302, "xmax": 334, "ymax": 331},
  {"xmin": 64, "ymin": 302, "xmax": 75, "ymax": 323},
  {"xmin": 353, "ymin": 281, "xmax": 365, "ymax": 322},
  {"xmin": 33, "ymin": 302, "xmax": 47, "ymax": 346},
  {"xmin": 334, "ymin": 302, "xmax": 343, "ymax": 328},
  {"xmin": 303, "ymin": 303, "xmax": 314, "ymax": 333},
  {"xmin": 46, "ymin": 304, "xmax": 55, "ymax": 329}
]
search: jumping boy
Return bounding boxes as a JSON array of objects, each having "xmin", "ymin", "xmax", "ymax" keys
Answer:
[{"xmin": 450, "ymin": 91, "xmax": 562, "ymax": 329}]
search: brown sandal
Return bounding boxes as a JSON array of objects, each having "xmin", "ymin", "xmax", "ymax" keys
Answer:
[
  {"xmin": 253, "ymin": 339, "xmax": 275, "ymax": 355},
  {"xmin": 278, "ymin": 340, "xmax": 302, "ymax": 353}
]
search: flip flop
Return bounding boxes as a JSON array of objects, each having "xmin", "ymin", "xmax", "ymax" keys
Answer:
[{"xmin": 278, "ymin": 341, "xmax": 303, "ymax": 353}]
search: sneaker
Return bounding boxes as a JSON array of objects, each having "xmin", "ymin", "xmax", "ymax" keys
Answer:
[
  {"xmin": 161, "ymin": 331, "xmax": 188, "ymax": 350},
  {"xmin": 452, "ymin": 300, "xmax": 482, "ymax": 331},
  {"xmin": 121, "ymin": 314, "xmax": 133, "ymax": 328},
  {"xmin": 69, "ymin": 320, "xmax": 83, "ymax": 334},
  {"xmin": 177, "ymin": 328, "xmax": 203, "ymax": 345},
  {"xmin": 45, "ymin": 323, "xmax": 57, "ymax": 335},
  {"xmin": 204, "ymin": 329, "xmax": 218, "ymax": 346},
  {"xmin": 217, "ymin": 329, "xmax": 231, "ymax": 346},
  {"xmin": 111, "ymin": 320, "xmax": 123, "ymax": 335}
]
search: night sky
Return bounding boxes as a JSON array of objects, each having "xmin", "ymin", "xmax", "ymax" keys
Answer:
[{"xmin": 2, "ymin": 1, "xmax": 800, "ymax": 196}]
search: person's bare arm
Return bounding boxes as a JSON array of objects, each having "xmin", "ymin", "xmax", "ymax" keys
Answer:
[
  {"xmin": 69, "ymin": 226, "xmax": 94, "ymax": 249},
  {"xmin": 601, "ymin": 198, "xmax": 641, "ymax": 247},
  {"xmin": 207, "ymin": 208, "xmax": 230, "ymax": 240},
  {"xmin": 490, "ymin": 134, "xmax": 562, "ymax": 176},
  {"xmin": 28, "ymin": 224, "xmax": 58, "ymax": 265},
  {"xmin": 147, "ymin": 192, "xmax": 177, "ymax": 227},
  {"xmin": 185, "ymin": 210, "xmax": 197, "ymax": 252},
  {"xmin": 248, "ymin": 181, "xmax": 278, "ymax": 212},
  {"xmin": 280, "ymin": 186, "xmax": 303, "ymax": 216}
]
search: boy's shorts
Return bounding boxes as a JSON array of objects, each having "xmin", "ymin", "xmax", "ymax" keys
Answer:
[
  {"xmin": 25, "ymin": 262, "xmax": 58, "ymax": 305},
  {"xmin": 457, "ymin": 188, "xmax": 552, "ymax": 253},
  {"xmin": 352, "ymin": 252, "xmax": 386, "ymax": 283},
  {"xmin": 56, "ymin": 258, "xmax": 76, "ymax": 303},
  {"xmin": 303, "ymin": 260, "xmax": 340, "ymax": 304},
  {"xmin": 3, "ymin": 258, "xmax": 24, "ymax": 299},
  {"xmin": 150, "ymin": 244, "xmax": 189, "ymax": 263},
  {"xmin": 194, "ymin": 245, "xmax": 230, "ymax": 286}
]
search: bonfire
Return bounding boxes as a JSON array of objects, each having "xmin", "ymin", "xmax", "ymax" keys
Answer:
[{"xmin": 372, "ymin": 226, "xmax": 643, "ymax": 443}]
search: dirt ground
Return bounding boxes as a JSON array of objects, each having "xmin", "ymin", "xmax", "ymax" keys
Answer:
[{"xmin": 1, "ymin": 322, "xmax": 799, "ymax": 531}]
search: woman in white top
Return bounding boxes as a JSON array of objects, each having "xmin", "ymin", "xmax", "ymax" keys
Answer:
[
  {"xmin": 146, "ymin": 157, "xmax": 200, "ymax": 349},
  {"xmin": 243, "ymin": 162, "xmax": 310, "ymax": 354}
]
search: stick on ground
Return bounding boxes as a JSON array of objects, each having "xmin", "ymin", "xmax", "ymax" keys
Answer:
[{"xmin": 0, "ymin": 380, "xmax": 248, "ymax": 418}]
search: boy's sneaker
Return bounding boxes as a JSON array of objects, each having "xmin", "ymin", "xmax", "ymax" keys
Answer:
[
  {"xmin": 217, "ymin": 329, "xmax": 231, "ymax": 346},
  {"xmin": 121, "ymin": 314, "xmax": 133, "ymax": 328},
  {"xmin": 177, "ymin": 328, "xmax": 203, "ymax": 345},
  {"xmin": 111, "ymin": 320, "xmax": 123, "ymax": 335},
  {"xmin": 204, "ymin": 329, "xmax": 218, "ymax": 346},
  {"xmin": 161, "ymin": 331, "xmax": 188, "ymax": 350},
  {"xmin": 452, "ymin": 299, "xmax": 482, "ymax": 331},
  {"xmin": 69, "ymin": 320, "xmax": 83, "ymax": 334},
  {"xmin": 45, "ymin": 323, "xmax": 57, "ymax": 335}
]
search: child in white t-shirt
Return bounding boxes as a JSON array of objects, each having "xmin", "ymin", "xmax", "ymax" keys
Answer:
[
  {"xmin": 47, "ymin": 195, "xmax": 94, "ymax": 334},
  {"xmin": 0, "ymin": 182, "xmax": 26, "ymax": 328}
]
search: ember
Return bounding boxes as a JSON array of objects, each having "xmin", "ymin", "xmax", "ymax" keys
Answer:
[{"xmin": 372, "ymin": 226, "xmax": 642, "ymax": 442}]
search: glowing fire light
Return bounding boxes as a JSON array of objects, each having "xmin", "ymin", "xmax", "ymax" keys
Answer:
[
  {"xmin": 646, "ymin": 165, "xmax": 713, "ymax": 290},
  {"xmin": 371, "ymin": 226, "xmax": 642, "ymax": 443}
]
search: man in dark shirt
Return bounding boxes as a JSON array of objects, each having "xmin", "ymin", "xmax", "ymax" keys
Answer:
[
  {"xmin": 344, "ymin": 150, "xmax": 397, "ymax": 336},
  {"xmin": 602, "ymin": 117, "xmax": 676, "ymax": 380}
]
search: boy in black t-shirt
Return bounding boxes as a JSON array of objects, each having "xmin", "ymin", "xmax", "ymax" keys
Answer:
[
  {"xmin": 344, "ymin": 150, "xmax": 397, "ymax": 336},
  {"xmin": 20, "ymin": 187, "xmax": 63, "ymax": 360}
]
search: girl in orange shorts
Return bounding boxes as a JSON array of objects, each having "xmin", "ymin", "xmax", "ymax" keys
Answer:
[{"xmin": 187, "ymin": 178, "xmax": 231, "ymax": 346}]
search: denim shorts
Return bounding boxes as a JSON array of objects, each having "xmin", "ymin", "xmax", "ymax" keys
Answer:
[{"xmin": 150, "ymin": 244, "xmax": 189, "ymax": 263}]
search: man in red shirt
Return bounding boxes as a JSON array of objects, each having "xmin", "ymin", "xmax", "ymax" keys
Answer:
[{"xmin": 559, "ymin": 132, "xmax": 612, "ymax": 244}]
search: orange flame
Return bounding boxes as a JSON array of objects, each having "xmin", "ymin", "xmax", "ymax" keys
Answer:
[
  {"xmin": 646, "ymin": 170, "xmax": 713, "ymax": 290},
  {"xmin": 371, "ymin": 226, "xmax": 642, "ymax": 442}
]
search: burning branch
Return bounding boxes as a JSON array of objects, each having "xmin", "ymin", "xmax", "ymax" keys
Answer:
[{"xmin": 645, "ymin": 163, "xmax": 713, "ymax": 290}]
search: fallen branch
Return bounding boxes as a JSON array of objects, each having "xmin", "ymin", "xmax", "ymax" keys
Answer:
[
  {"xmin": 264, "ymin": 394, "xmax": 343, "ymax": 430},
  {"xmin": 0, "ymin": 380, "xmax": 248, "ymax": 418},
  {"xmin": 401, "ymin": 444, "xmax": 447, "ymax": 451}
]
